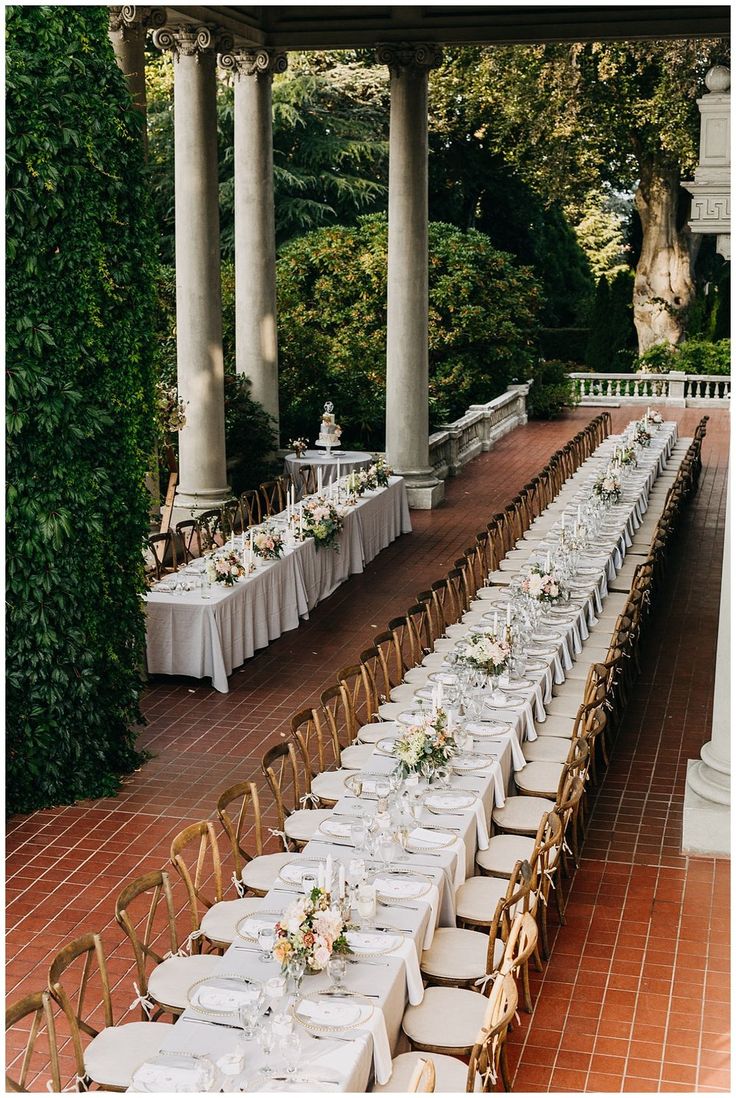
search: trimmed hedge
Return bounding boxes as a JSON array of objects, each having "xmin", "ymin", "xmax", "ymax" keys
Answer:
[{"xmin": 6, "ymin": 7, "xmax": 157, "ymax": 813}]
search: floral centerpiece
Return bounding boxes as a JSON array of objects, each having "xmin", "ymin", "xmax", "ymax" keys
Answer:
[
  {"xmin": 298, "ymin": 497, "xmax": 344, "ymax": 550},
  {"xmin": 289, "ymin": 437, "xmax": 309, "ymax": 458},
  {"xmin": 251, "ymin": 525, "xmax": 285, "ymax": 560},
  {"xmin": 457, "ymin": 631, "xmax": 511, "ymax": 677},
  {"xmin": 646, "ymin": 409, "xmax": 663, "ymax": 426},
  {"xmin": 520, "ymin": 564, "xmax": 564, "ymax": 603},
  {"xmin": 592, "ymin": 469, "xmax": 622, "ymax": 505},
  {"xmin": 634, "ymin": 422, "xmax": 652, "ymax": 447},
  {"xmin": 273, "ymin": 888, "xmax": 352, "ymax": 973},
  {"xmin": 371, "ymin": 458, "xmax": 392, "ymax": 487},
  {"xmin": 156, "ymin": 382, "xmax": 187, "ymax": 440},
  {"xmin": 393, "ymin": 707, "xmax": 458, "ymax": 779},
  {"xmin": 345, "ymin": 468, "xmax": 371, "ymax": 497},
  {"xmin": 206, "ymin": 550, "xmax": 247, "ymax": 586},
  {"xmin": 618, "ymin": 446, "xmax": 638, "ymax": 467}
]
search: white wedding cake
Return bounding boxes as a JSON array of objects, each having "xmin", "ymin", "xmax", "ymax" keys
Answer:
[{"xmin": 315, "ymin": 401, "xmax": 342, "ymax": 451}]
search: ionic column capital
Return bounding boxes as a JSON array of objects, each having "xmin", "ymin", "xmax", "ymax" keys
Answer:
[
  {"xmin": 152, "ymin": 22, "xmax": 234, "ymax": 62},
  {"xmin": 219, "ymin": 48, "xmax": 288, "ymax": 79},
  {"xmin": 109, "ymin": 6, "xmax": 167, "ymax": 38},
  {"xmin": 376, "ymin": 42, "xmax": 443, "ymax": 75}
]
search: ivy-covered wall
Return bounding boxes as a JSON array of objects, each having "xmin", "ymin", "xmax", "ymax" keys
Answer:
[{"xmin": 6, "ymin": 6, "xmax": 157, "ymax": 813}]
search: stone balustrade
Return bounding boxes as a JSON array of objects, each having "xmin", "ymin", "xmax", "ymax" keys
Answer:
[
  {"xmin": 428, "ymin": 383, "xmax": 530, "ymax": 480},
  {"xmin": 569, "ymin": 372, "xmax": 731, "ymax": 407}
]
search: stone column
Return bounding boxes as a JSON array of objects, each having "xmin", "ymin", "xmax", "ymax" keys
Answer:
[
  {"xmin": 153, "ymin": 24, "xmax": 232, "ymax": 515},
  {"xmin": 377, "ymin": 42, "xmax": 444, "ymax": 509},
  {"xmin": 108, "ymin": 6, "xmax": 165, "ymax": 121},
  {"xmin": 219, "ymin": 48, "xmax": 287, "ymax": 440},
  {"xmin": 683, "ymin": 488, "xmax": 730, "ymax": 855}
]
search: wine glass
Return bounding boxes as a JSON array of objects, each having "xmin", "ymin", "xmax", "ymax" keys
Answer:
[
  {"xmin": 238, "ymin": 984, "xmax": 265, "ymax": 1044},
  {"xmin": 280, "ymin": 1031, "xmax": 302, "ymax": 1081},
  {"xmin": 286, "ymin": 954, "xmax": 305, "ymax": 999},
  {"xmin": 257, "ymin": 1020, "xmax": 277, "ymax": 1077},
  {"xmin": 327, "ymin": 955, "xmax": 347, "ymax": 993},
  {"xmin": 257, "ymin": 926, "xmax": 275, "ymax": 963}
]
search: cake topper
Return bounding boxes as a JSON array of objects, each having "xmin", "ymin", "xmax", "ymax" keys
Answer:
[{"xmin": 324, "ymin": 401, "xmax": 334, "ymax": 414}]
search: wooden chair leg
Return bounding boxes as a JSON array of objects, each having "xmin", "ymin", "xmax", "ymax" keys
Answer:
[
  {"xmin": 522, "ymin": 959, "xmax": 533, "ymax": 1013},
  {"xmin": 500, "ymin": 1041, "xmax": 512, "ymax": 1092}
]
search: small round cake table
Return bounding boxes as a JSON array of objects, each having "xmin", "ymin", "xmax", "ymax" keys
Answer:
[{"xmin": 284, "ymin": 449, "xmax": 374, "ymax": 500}]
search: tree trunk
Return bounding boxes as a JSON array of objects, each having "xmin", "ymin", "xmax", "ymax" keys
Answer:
[{"xmin": 633, "ymin": 163, "xmax": 697, "ymax": 353}]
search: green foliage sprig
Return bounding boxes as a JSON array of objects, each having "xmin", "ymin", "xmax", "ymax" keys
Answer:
[{"xmin": 6, "ymin": 6, "xmax": 157, "ymax": 813}]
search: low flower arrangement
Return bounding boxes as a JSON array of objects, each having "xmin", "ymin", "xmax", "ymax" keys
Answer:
[
  {"xmin": 634, "ymin": 423, "xmax": 652, "ymax": 447},
  {"xmin": 393, "ymin": 707, "xmax": 458, "ymax": 779},
  {"xmin": 299, "ymin": 497, "xmax": 344, "ymax": 550},
  {"xmin": 593, "ymin": 469, "xmax": 622, "ymax": 505},
  {"xmin": 457, "ymin": 631, "xmax": 511, "ymax": 677},
  {"xmin": 156, "ymin": 382, "xmax": 187, "ymax": 437},
  {"xmin": 273, "ymin": 888, "xmax": 352, "ymax": 973},
  {"xmin": 371, "ymin": 458, "xmax": 392, "ymax": 487},
  {"xmin": 520, "ymin": 564, "xmax": 564, "ymax": 603},
  {"xmin": 345, "ymin": 469, "xmax": 371, "ymax": 497},
  {"xmin": 647, "ymin": 410, "xmax": 663, "ymax": 426},
  {"xmin": 289, "ymin": 437, "xmax": 309, "ymax": 458},
  {"xmin": 618, "ymin": 446, "xmax": 638, "ymax": 467},
  {"xmin": 251, "ymin": 526, "xmax": 285, "ymax": 560},
  {"xmin": 206, "ymin": 550, "xmax": 246, "ymax": 586}
]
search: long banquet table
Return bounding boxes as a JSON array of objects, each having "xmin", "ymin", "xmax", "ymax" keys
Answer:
[
  {"xmin": 130, "ymin": 420, "xmax": 679, "ymax": 1091},
  {"xmin": 144, "ymin": 477, "xmax": 412, "ymax": 693}
]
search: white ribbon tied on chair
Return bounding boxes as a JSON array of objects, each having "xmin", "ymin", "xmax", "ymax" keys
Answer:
[{"xmin": 128, "ymin": 981, "xmax": 155, "ymax": 1019}]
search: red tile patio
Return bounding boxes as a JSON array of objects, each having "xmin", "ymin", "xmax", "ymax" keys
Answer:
[{"xmin": 6, "ymin": 405, "xmax": 730, "ymax": 1091}]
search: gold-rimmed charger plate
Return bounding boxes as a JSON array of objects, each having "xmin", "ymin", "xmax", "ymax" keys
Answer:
[
  {"xmin": 371, "ymin": 867, "xmax": 434, "ymax": 901},
  {"xmin": 278, "ymin": 857, "xmax": 323, "ymax": 886},
  {"xmin": 345, "ymin": 930, "xmax": 404, "ymax": 957},
  {"xmin": 424, "ymin": 789, "xmax": 476, "ymax": 813},
  {"xmin": 452, "ymin": 753, "xmax": 492, "ymax": 774},
  {"xmin": 375, "ymin": 737, "xmax": 398, "ymax": 757},
  {"xmin": 292, "ymin": 993, "xmax": 372, "ymax": 1035},
  {"xmin": 405, "ymin": 828, "xmax": 456, "ymax": 851}
]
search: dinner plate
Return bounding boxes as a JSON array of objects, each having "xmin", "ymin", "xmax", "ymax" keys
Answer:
[
  {"xmin": 451, "ymin": 754, "xmax": 491, "ymax": 773},
  {"xmin": 375, "ymin": 737, "xmax": 398, "ymax": 757},
  {"xmin": 483, "ymin": 693, "xmax": 517, "ymax": 708},
  {"xmin": 346, "ymin": 930, "xmax": 403, "ymax": 957},
  {"xmin": 278, "ymin": 858, "xmax": 322, "ymax": 885},
  {"xmin": 235, "ymin": 912, "xmax": 281, "ymax": 942},
  {"xmin": 318, "ymin": 817, "xmax": 353, "ymax": 840},
  {"xmin": 292, "ymin": 994, "xmax": 372, "ymax": 1034},
  {"xmin": 131, "ymin": 1054, "xmax": 220, "ymax": 1094},
  {"xmin": 464, "ymin": 721, "xmax": 507, "ymax": 737},
  {"xmin": 405, "ymin": 827, "xmax": 456, "ymax": 850},
  {"xmin": 373, "ymin": 868, "xmax": 433, "ymax": 900},
  {"xmin": 396, "ymin": 710, "xmax": 425, "ymax": 727},
  {"xmin": 424, "ymin": 789, "xmax": 476, "ymax": 813},
  {"xmin": 187, "ymin": 974, "xmax": 262, "ymax": 1018}
]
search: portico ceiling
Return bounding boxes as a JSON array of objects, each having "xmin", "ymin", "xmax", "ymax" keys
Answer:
[{"xmin": 162, "ymin": 5, "xmax": 730, "ymax": 48}]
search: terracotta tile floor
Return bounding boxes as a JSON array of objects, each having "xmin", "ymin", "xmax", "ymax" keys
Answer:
[{"xmin": 6, "ymin": 405, "xmax": 730, "ymax": 1092}]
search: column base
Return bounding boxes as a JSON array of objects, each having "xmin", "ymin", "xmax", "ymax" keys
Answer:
[
  {"xmin": 170, "ymin": 484, "xmax": 232, "ymax": 526},
  {"xmin": 682, "ymin": 759, "xmax": 731, "ymax": 856},
  {"xmin": 398, "ymin": 470, "xmax": 445, "ymax": 510}
]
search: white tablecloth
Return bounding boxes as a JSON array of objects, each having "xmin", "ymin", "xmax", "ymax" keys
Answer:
[
  {"xmin": 145, "ymin": 478, "xmax": 412, "ymax": 692},
  {"xmin": 285, "ymin": 450, "xmax": 374, "ymax": 500}
]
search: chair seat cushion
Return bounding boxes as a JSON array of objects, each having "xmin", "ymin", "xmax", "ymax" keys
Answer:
[
  {"xmin": 201, "ymin": 897, "xmax": 264, "ymax": 945},
  {"xmin": 372, "ymin": 1051, "xmax": 475, "ymax": 1093},
  {"xmin": 378, "ymin": 700, "xmax": 406, "ymax": 720},
  {"xmin": 310, "ymin": 769, "xmax": 357, "ymax": 804},
  {"xmin": 390, "ymin": 683, "xmax": 420, "ymax": 704},
  {"xmin": 421, "ymin": 651, "xmax": 451, "ymax": 669},
  {"xmin": 284, "ymin": 808, "xmax": 333, "ymax": 843},
  {"xmin": 487, "ymin": 571, "xmax": 514, "ymax": 586},
  {"xmin": 515, "ymin": 760, "xmax": 564, "ymax": 798},
  {"xmin": 148, "ymin": 953, "xmax": 221, "ymax": 1011},
  {"xmin": 85, "ymin": 1021, "xmax": 168, "ymax": 1089},
  {"xmin": 242, "ymin": 851, "xmax": 297, "ymax": 893},
  {"xmin": 545, "ymin": 694, "xmax": 585, "ymax": 718},
  {"xmin": 420, "ymin": 927, "xmax": 502, "ymax": 980},
  {"xmin": 455, "ymin": 877, "xmax": 511, "ymax": 925},
  {"xmin": 402, "ymin": 986, "xmax": 489, "ymax": 1053},
  {"xmin": 340, "ymin": 743, "xmax": 376, "ymax": 770},
  {"xmin": 402, "ymin": 666, "xmax": 432, "ymax": 685},
  {"xmin": 535, "ymin": 714, "xmax": 575, "ymax": 738},
  {"xmin": 476, "ymin": 833, "xmax": 536, "ymax": 877},
  {"xmin": 492, "ymin": 795, "xmax": 555, "ymax": 834},
  {"xmin": 358, "ymin": 721, "xmax": 395, "ymax": 743},
  {"xmin": 522, "ymin": 737, "xmax": 571, "ymax": 764}
]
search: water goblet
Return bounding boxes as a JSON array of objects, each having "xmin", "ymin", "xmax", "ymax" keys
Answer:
[
  {"xmin": 349, "ymin": 820, "xmax": 367, "ymax": 854},
  {"xmin": 327, "ymin": 955, "xmax": 348, "ymax": 993},
  {"xmin": 286, "ymin": 954, "xmax": 305, "ymax": 999},
  {"xmin": 264, "ymin": 974, "xmax": 287, "ymax": 1013},
  {"xmin": 257, "ymin": 1020, "xmax": 277, "ymax": 1077},
  {"xmin": 257, "ymin": 926, "xmax": 275, "ymax": 963},
  {"xmin": 280, "ymin": 1031, "xmax": 302, "ymax": 1081}
]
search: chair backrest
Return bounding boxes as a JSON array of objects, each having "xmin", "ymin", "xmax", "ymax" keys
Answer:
[
  {"xmin": 6, "ymin": 991, "xmax": 61, "ymax": 1093},
  {"xmin": 169, "ymin": 820, "xmax": 225, "ymax": 933},
  {"xmin": 114, "ymin": 869, "xmax": 181, "ymax": 1005},
  {"xmin": 337, "ymin": 662, "xmax": 378, "ymax": 740},
  {"xmin": 483, "ymin": 859, "xmax": 534, "ymax": 972},
  {"xmin": 261, "ymin": 740, "xmax": 306, "ymax": 829},
  {"xmin": 320, "ymin": 682, "xmax": 353, "ymax": 750},
  {"xmin": 292, "ymin": 706, "xmax": 341, "ymax": 780},
  {"xmin": 240, "ymin": 489, "xmax": 262, "ymax": 527},
  {"xmin": 373, "ymin": 630, "xmax": 404, "ymax": 699},
  {"xmin": 275, "ymin": 474, "xmax": 290, "ymax": 510},
  {"xmin": 47, "ymin": 933, "xmax": 114, "ymax": 1081},
  {"xmin": 408, "ymin": 1056, "xmax": 436, "ymax": 1092},
  {"xmin": 298, "ymin": 465, "xmax": 318, "ymax": 496},
  {"xmin": 175, "ymin": 519, "xmax": 202, "ymax": 563},
  {"xmin": 216, "ymin": 780, "xmax": 266, "ymax": 880},
  {"xmin": 260, "ymin": 479, "xmax": 281, "ymax": 517},
  {"xmin": 466, "ymin": 973, "xmax": 518, "ymax": 1092},
  {"xmin": 221, "ymin": 498, "xmax": 243, "ymax": 538},
  {"xmin": 147, "ymin": 531, "xmax": 176, "ymax": 578},
  {"xmin": 197, "ymin": 508, "xmax": 224, "ymax": 551},
  {"xmin": 447, "ymin": 566, "xmax": 469, "ymax": 616}
]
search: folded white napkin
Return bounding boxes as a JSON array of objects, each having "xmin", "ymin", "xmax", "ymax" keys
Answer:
[
  {"xmin": 409, "ymin": 827, "xmax": 450, "ymax": 847},
  {"xmin": 299, "ymin": 999, "xmax": 363, "ymax": 1027},
  {"xmin": 192, "ymin": 983, "xmax": 258, "ymax": 1013},
  {"xmin": 348, "ymin": 931, "xmax": 392, "ymax": 953},
  {"xmin": 131, "ymin": 1060, "xmax": 209, "ymax": 1093},
  {"xmin": 280, "ymin": 862, "xmax": 308, "ymax": 883},
  {"xmin": 320, "ymin": 819, "xmax": 351, "ymax": 838},
  {"xmin": 373, "ymin": 876, "xmax": 425, "ymax": 898}
]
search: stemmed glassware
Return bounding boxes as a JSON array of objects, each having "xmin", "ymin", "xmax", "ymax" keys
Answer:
[{"xmin": 238, "ymin": 983, "xmax": 265, "ymax": 1044}]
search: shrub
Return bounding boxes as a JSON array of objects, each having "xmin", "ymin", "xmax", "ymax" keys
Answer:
[
  {"xmin": 634, "ymin": 339, "xmax": 731, "ymax": 375},
  {"xmin": 6, "ymin": 7, "xmax": 157, "ymax": 813},
  {"xmin": 276, "ymin": 214, "xmax": 541, "ymax": 446},
  {"xmin": 526, "ymin": 360, "xmax": 580, "ymax": 420},
  {"xmin": 586, "ymin": 270, "xmax": 637, "ymax": 372}
]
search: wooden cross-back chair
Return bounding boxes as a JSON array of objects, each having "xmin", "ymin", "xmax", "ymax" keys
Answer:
[
  {"xmin": 337, "ymin": 659, "xmax": 380, "ymax": 741},
  {"xmin": 216, "ymin": 779, "xmax": 295, "ymax": 896},
  {"xmin": 261, "ymin": 740, "xmax": 330, "ymax": 851},
  {"xmin": 115, "ymin": 868, "xmax": 220, "ymax": 1020},
  {"xmin": 260, "ymin": 479, "xmax": 283, "ymax": 517},
  {"xmin": 466, "ymin": 972, "xmax": 518, "ymax": 1092},
  {"xmin": 388, "ymin": 611, "xmax": 424, "ymax": 673},
  {"xmin": 196, "ymin": 508, "xmax": 225, "ymax": 551},
  {"xmin": 47, "ymin": 932, "xmax": 165, "ymax": 1093},
  {"xmin": 220, "ymin": 497, "xmax": 243, "ymax": 538},
  {"xmin": 6, "ymin": 991, "xmax": 61, "ymax": 1094},
  {"xmin": 299, "ymin": 464, "xmax": 318, "ymax": 497},
  {"xmin": 373, "ymin": 630, "xmax": 405, "ymax": 701},
  {"xmin": 147, "ymin": 531, "xmax": 176, "ymax": 579},
  {"xmin": 175, "ymin": 519, "xmax": 201, "ymax": 563},
  {"xmin": 291, "ymin": 706, "xmax": 345, "ymax": 807},
  {"xmin": 240, "ymin": 489, "xmax": 262, "ymax": 528}
]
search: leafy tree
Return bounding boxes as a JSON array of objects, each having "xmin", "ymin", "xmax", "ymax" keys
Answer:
[
  {"xmin": 573, "ymin": 189, "xmax": 631, "ymax": 281},
  {"xmin": 431, "ymin": 40, "xmax": 728, "ymax": 351},
  {"xmin": 6, "ymin": 6, "xmax": 157, "ymax": 812},
  {"xmin": 276, "ymin": 214, "xmax": 541, "ymax": 447},
  {"xmin": 586, "ymin": 271, "xmax": 637, "ymax": 371}
]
